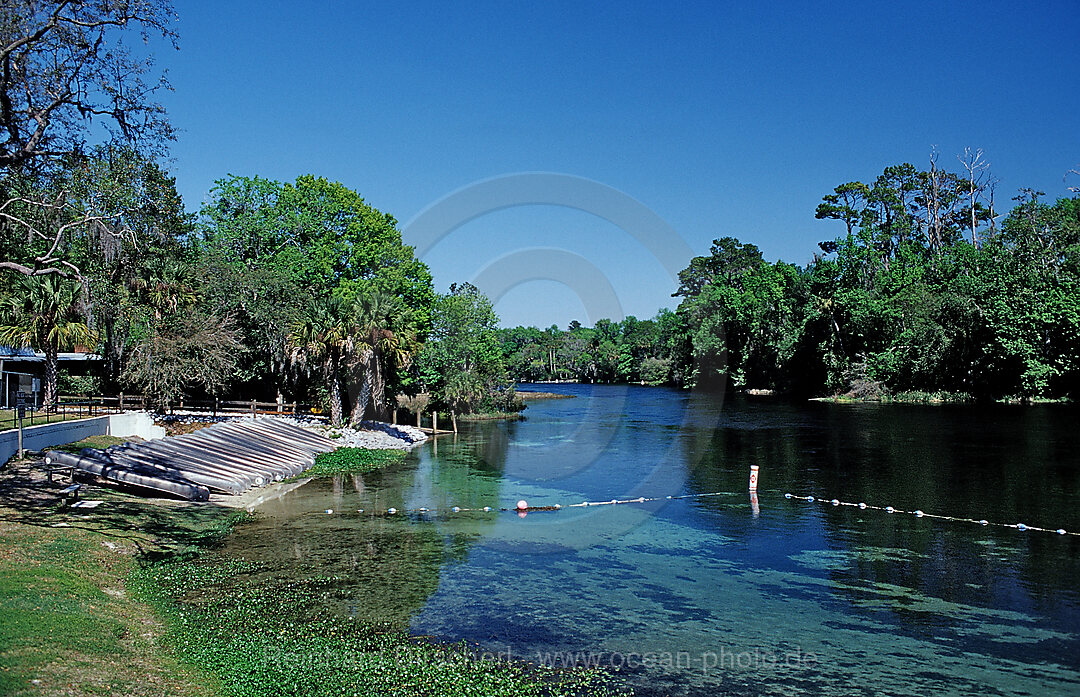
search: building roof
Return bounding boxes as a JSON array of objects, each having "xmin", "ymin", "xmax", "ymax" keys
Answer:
[{"xmin": 0, "ymin": 345, "xmax": 102, "ymax": 362}]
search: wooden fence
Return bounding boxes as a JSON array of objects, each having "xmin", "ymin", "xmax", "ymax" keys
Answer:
[{"xmin": 2, "ymin": 393, "xmax": 458, "ymax": 434}]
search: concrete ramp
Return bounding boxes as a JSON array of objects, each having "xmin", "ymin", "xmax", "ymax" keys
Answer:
[{"xmin": 44, "ymin": 418, "xmax": 335, "ymax": 501}]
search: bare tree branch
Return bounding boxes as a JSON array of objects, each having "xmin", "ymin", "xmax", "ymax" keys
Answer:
[{"xmin": 0, "ymin": 0, "xmax": 177, "ymax": 170}]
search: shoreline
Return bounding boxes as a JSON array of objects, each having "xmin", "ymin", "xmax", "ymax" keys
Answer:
[
  {"xmin": 0, "ymin": 445, "xmax": 620, "ymax": 696},
  {"xmin": 809, "ymin": 394, "xmax": 1074, "ymax": 406}
]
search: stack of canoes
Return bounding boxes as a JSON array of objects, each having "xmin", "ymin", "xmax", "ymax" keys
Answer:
[{"xmin": 44, "ymin": 418, "xmax": 336, "ymax": 501}]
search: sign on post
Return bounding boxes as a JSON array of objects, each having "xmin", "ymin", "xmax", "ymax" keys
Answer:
[{"xmin": 15, "ymin": 392, "xmax": 28, "ymax": 459}]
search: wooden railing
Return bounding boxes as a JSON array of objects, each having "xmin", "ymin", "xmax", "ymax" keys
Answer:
[{"xmin": 1, "ymin": 394, "xmax": 322, "ymax": 433}]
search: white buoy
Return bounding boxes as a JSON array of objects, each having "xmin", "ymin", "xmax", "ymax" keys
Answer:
[
  {"xmin": 886, "ymin": 506, "xmax": 895, "ymax": 513},
  {"xmin": 979, "ymin": 519, "xmax": 989, "ymax": 526},
  {"xmin": 517, "ymin": 500, "xmax": 528, "ymax": 511},
  {"xmin": 452, "ymin": 506, "xmax": 461, "ymax": 513},
  {"xmin": 858, "ymin": 503, "xmax": 867, "ymax": 509},
  {"xmin": 914, "ymin": 510, "xmax": 924, "ymax": 517},
  {"xmin": 1058, "ymin": 529, "xmax": 1067, "ymax": 535},
  {"xmin": 748, "ymin": 465, "xmax": 759, "ymax": 492},
  {"xmin": 387, "ymin": 507, "xmax": 397, "ymax": 515},
  {"xmin": 482, "ymin": 506, "xmax": 491, "ymax": 512},
  {"xmin": 831, "ymin": 499, "xmax": 840, "ymax": 506},
  {"xmin": 326, "ymin": 509, "xmax": 333, "ymax": 515}
]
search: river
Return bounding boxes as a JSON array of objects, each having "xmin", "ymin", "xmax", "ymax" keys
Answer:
[{"xmin": 225, "ymin": 384, "xmax": 1080, "ymax": 696}]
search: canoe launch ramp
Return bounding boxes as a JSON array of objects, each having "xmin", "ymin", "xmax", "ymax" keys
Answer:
[{"xmin": 44, "ymin": 418, "xmax": 336, "ymax": 501}]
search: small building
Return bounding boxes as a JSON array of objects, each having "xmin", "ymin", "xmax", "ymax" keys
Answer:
[{"xmin": 0, "ymin": 345, "xmax": 103, "ymax": 408}]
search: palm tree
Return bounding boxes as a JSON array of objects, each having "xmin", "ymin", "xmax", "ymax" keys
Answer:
[
  {"xmin": 0, "ymin": 275, "xmax": 95, "ymax": 407},
  {"xmin": 128, "ymin": 256, "xmax": 199, "ymax": 320},
  {"xmin": 350, "ymin": 291, "xmax": 418, "ymax": 422},
  {"xmin": 288, "ymin": 296, "xmax": 356, "ymax": 426}
]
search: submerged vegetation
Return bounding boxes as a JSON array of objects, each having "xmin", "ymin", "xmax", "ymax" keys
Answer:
[{"xmin": 133, "ymin": 542, "xmax": 623, "ymax": 697}]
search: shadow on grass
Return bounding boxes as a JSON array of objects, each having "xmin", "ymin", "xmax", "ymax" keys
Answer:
[{"xmin": 0, "ymin": 456, "xmax": 241, "ymax": 563}]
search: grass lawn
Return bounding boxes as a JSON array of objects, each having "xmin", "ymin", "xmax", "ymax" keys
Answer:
[
  {"xmin": 52, "ymin": 435, "xmax": 135, "ymax": 454},
  {"xmin": 0, "ymin": 459, "xmax": 230, "ymax": 696},
  {"xmin": 0, "ymin": 410, "xmax": 99, "ymax": 432}
]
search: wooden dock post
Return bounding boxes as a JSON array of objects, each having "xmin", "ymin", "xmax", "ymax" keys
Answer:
[{"xmin": 433, "ymin": 411, "xmax": 438, "ymax": 432}]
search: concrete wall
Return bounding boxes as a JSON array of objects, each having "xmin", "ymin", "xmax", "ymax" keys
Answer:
[
  {"xmin": 0, "ymin": 416, "xmax": 109, "ymax": 464},
  {"xmin": 0, "ymin": 411, "xmax": 164, "ymax": 464},
  {"xmin": 108, "ymin": 411, "xmax": 165, "ymax": 440}
]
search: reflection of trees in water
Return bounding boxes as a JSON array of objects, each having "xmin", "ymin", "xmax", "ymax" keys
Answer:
[
  {"xmin": 457, "ymin": 419, "xmax": 515, "ymax": 475},
  {"xmin": 418, "ymin": 424, "xmax": 509, "ymax": 514},
  {"xmin": 681, "ymin": 398, "xmax": 1080, "ymax": 635},
  {"xmin": 219, "ymin": 433, "xmax": 515, "ymax": 630}
]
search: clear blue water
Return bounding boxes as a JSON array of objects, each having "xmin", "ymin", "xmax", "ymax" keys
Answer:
[{"xmin": 227, "ymin": 385, "xmax": 1080, "ymax": 696}]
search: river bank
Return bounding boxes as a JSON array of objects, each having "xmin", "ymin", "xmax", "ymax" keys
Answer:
[{"xmin": 0, "ymin": 444, "xmax": 621, "ymax": 697}]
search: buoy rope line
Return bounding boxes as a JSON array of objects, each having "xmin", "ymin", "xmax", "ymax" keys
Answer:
[
  {"xmin": 313, "ymin": 491, "xmax": 743, "ymax": 517},
  {"xmin": 783, "ymin": 493, "xmax": 1076, "ymax": 536},
  {"xmin": 306, "ymin": 490, "xmax": 1075, "ymax": 537}
]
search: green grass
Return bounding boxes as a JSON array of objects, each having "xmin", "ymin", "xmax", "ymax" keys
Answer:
[
  {"xmin": 302, "ymin": 447, "xmax": 408, "ymax": 477},
  {"xmin": 0, "ymin": 503, "xmax": 224, "ymax": 696},
  {"xmin": 517, "ymin": 391, "xmax": 576, "ymax": 400},
  {"xmin": 53, "ymin": 434, "xmax": 133, "ymax": 454},
  {"xmin": 0, "ymin": 410, "xmax": 97, "ymax": 431},
  {"xmin": 457, "ymin": 411, "xmax": 526, "ymax": 421}
]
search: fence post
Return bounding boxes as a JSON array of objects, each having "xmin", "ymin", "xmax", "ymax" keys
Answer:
[
  {"xmin": 417, "ymin": 410, "xmax": 421, "ymax": 428},
  {"xmin": 392, "ymin": 408, "xmax": 397, "ymax": 425},
  {"xmin": 251, "ymin": 399, "xmax": 256, "ymax": 417},
  {"xmin": 293, "ymin": 401, "xmax": 298, "ymax": 415},
  {"xmin": 119, "ymin": 392, "xmax": 124, "ymax": 412},
  {"xmin": 433, "ymin": 411, "xmax": 438, "ymax": 432},
  {"xmin": 214, "ymin": 397, "xmax": 219, "ymax": 417}
]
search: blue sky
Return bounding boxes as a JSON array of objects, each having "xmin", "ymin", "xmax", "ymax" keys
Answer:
[{"xmin": 160, "ymin": 1, "xmax": 1079, "ymax": 328}]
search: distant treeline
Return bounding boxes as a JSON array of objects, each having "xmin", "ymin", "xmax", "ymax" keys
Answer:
[{"xmin": 502, "ymin": 158, "xmax": 1080, "ymax": 401}]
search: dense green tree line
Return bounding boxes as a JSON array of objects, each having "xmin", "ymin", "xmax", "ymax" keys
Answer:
[
  {"xmin": 503, "ymin": 161, "xmax": 1080, "ymax": 402},
  {"xmin": 499, "ymin": 311, "xmax": 689, "ymax": 386}
]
